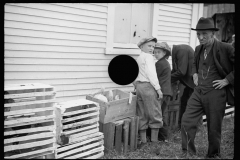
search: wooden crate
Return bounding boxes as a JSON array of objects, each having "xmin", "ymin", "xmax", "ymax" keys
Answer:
[
  {"xmin": 55, "ymin": 132, "xmax": 104, "ymax": 159},
  {"xmin": 86, "ymin": 89, "xmax": 137, "ymax": 124},
  {"xmin": 4, "ymin": 83, "xmax": 56, "ymax": 159},
  {"xmin": 55, "ymin": 99, "xmax": 104, "ymax": 159},
  {"xmin": 99, "ymin": 116, "xmax": 139, "ymax": 154}
]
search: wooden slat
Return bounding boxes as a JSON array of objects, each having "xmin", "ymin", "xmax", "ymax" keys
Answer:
[
  {"xmin": 4, "ymin": 125, "xmax": 54, "ymax": 136},
  {"xmin": 5, "ymin": 147, "xmax": 54, "ymax": 159},
  {"xmin": 115, "ymin": 123, "xmax": 123, "ymax": 154},
  {"xmin": 58, "ymin": 140, "xmax": 103, "ymax": 159},
  {"xmin": 4, "ymin": 115, "xmax": 54, "ymax": 126},
  {"xmin": 157, "ymin": 20, "xmax": 191, "ymax": 29},
  {"xmin": 8, "ymin": 3, "xmax": 107, "ymax": 18},
  {"xmin": 5, "ymin": 106, "xmax": 54, "ymax": 116},
  {"xmin": 159, "ymin": 10, "xmax": 191, "ymax": 19},
  {"xmin": 64, "ymin": 123, "xmax": 99, "ymax": 135},
  {"xmin": 4, "ymin": 137, "xmax": 55, "ymax": 152},
  {"xmin": 160, "ymin": 3, "xmax": 192, "ymax": 10},
  {"xmin": 5, "ymin": 35, "xmax": 106, "ymax": 48},
  {"xmin": 4, "ymin": 99, "xmax": 56, "ymax": 108},
  {"xmin": 64, "ymin": 146, "xmax": 104, "ymax": 159},
  {"xmin": 4, "ymin": 91, "xmax": 55, "ymax": 99},
  {"xmin": 5, "ymin": 83, "xmax": 53, "ymax": 91},
  {"xmin": 62, "ymin": 112, "xmax": 98, "ymax": 123},
  {"xmin": 63, "ymin": 117, "xmax": 99, "ymax": 130},
  {"xmin": 135, "ymin": 116, "xmax": 139, "ymax": 149},
  {"xmin": 5, "ymin": 5, "xmax": 107, "ymax": 25},
  {"xmin": 5, "ymin": 28, "xmax": 106, "ymax": 43},
  {"xmin": 63, "ymin": 106, "xmax": 99, "ymax": 117},
  {"xmin": 5, "ymin": 13, "xmax": 107, "ymax": 31},
  {"xmin": 4, "ymin": 132, "xmax": 54, "ymax": 144},
  {"xmin": 157, "ymin": 35, "xmax": 189, "ymax": 42},
  {"xmin": 68, "ymin": 128, "xmax": 99, "ymax": 143},
  {"xmin": 23, "ymin": 150, "xmax": 54, "ymax": 159},
  {"xmin": 157, "ymin": 26, "xmax": 190, "ymax": 33},
  {"xmin": 123, "ymin": 119, "xmax": 130, "ymax": 154},
  {"xmin": 158, "ymin": 16, "xmax": 191, "ymax": 24},
  {"xmin": 57, "ymin": 133, "xmax": 103, "ymax": 153},
  {"xmin": 157, "ymin": 30, "xmax": 190, "ymax": 37},
  {"xmin": 158, "ymin": 4, "xmax": 192, "ymax": 14},
  {"xmin": 84, "ymin": 151, "xmax": 104, "ymax": 159},
  {"xmin": 130, "ymin": 117, "xmax": 136, "ymax": 151},
  {"xmin": 103, "ymin": 122, "xmax": 115, "ymax": 151},
  {"xmin": 5, "ymin": 20, "xmax": 107, "ymax": 37}
]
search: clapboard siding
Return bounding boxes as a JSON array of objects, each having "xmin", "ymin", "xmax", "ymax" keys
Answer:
[
  {"xmin": 155, "ymin": 3, "xmax": 193, "ymax": 67},
  {"xmin": 4, "ymin": 3, "xmax": 129, "ymax": 103}
]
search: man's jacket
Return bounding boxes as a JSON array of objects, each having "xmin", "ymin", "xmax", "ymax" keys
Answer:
[
  {"xmin": 171, "ymin": 45, "xmax": 195, "ymax": 89},
  {"xmin": 192, "ymin": 38, "xmax": 234, "ymax": 105}
]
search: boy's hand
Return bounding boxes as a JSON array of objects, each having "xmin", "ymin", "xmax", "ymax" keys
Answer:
[
  {"xmin": 193, "ymin": 73, "xmax": 198, "ymax": 86},
  {"xmin": 157, "ymin": 89, "xmax": 163, "ymax": 99}
]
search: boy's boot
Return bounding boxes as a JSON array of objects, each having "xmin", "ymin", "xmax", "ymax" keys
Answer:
[{"xmin": 138, "ymin": 130, "xmax": 147, "ymax": 149}]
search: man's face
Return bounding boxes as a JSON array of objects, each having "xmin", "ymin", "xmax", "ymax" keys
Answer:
[
  {"xmin": 197, "ymin": 30, "xmax": 214, "ymax": 46},
  {"xmin": 154, "ymin": 48, "xmax": 166, "ymax": 60},
  {"xmin": 140, "ymin": 41, "xmax": 156, "ymax": 54}
]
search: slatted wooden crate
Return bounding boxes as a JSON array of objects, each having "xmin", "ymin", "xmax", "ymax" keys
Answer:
[
  {"xmin": 55, "ymin": 99, "xmax": 104, "ymax": 159},
  {"xmin": 4, "ymin": 83, "xmax": 56, "ymax": 159},
  {"xmin": 99, "ymin": 116, "xmax": 139, "ymax": 154},
  {"xmin": 86, "ymin": 89, "xmax": 137, "ymax": 124}
]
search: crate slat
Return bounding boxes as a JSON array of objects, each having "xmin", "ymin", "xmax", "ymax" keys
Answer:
[
  {"xmin": 63, "ymin": 117, "xmax": 99, "ymax": 130},
  {"xmin": 62, "ymin": 112, "xmax": 99, "ymax": 123},
  {"xmin": 84, "ymin": 151, "xmax": 104, "ymax": 159},
  {"xmin": 58, "ymin": 99, "xmax": 99, "ymax": 109},
  {"xmin": 4, "ymin": 146, "xmax": 55, "ymax": 159},
  {"xmin": 5, "ymin": 83, "xmax": 54, "ymax": 91},
  {"xmin": 57, "ymin": 133, "xmax": 104, "ymax": 153},
  {"xmin": 57, "ymin": 139, "xmax": 103, "ymax": 159},
  {"xmin": 4, "ymin": 132, "xmax": 54, "ymax": 144},
  {"xmin": 23, "ymin": 150, "xmax": 54, "ymax": 159},
  {"xmin": 69, "ymin": 128, "xmax": 99, "ymax": 144},
  {"xmin": 4, "ymin": 125, "xmax": 54, "ymax": 136},
  {"xmin": 4, "ymin": 115, "xmax": 54, "ymax": 126},
  {"xmin": 64, "ymin": 123, "xmax": 99, "ymax": 135},
  {"xmin": 64, "ymin": 145, "xmax": 104, "ymax": 159},
  {"xmin": 69, "ymin": 132, "xmax": 103, "ymax": 146},
  {"xmin": 4, "ymin": 99, "xmax": 56, "ymax": 108},
  {"xmin": 5, "ymin": 106, "xmax": 54, "ymax": 116},
  {"xmin": 4, "ymin": 137, "xmax": 55, "ymax": 152},
  {"xmin": 63, "ymin": 106, "xmax": 99, "ymax": 117},
  {"xmin": 4, "ymin": 91, "xmax": 56, "ymax": 99}
]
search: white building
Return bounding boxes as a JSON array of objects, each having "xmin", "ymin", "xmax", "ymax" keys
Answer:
[{"xmin": 4, "ymin": 3, "xmax": 204, "ymax": 102}]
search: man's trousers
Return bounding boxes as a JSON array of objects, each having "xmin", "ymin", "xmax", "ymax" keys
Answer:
[{"xmin": 181, "ymin": 88, "xmax": 226, "ymax": 157}]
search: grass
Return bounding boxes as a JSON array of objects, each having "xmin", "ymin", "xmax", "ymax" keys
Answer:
[{"xmin": 101, "ymin": 116, "xmax": 234, "ymax": 159}]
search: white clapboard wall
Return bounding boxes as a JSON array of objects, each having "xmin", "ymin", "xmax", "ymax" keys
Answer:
[{"xmin": 4, "ymin": 3, "xmax": 134, "ymax": 103}]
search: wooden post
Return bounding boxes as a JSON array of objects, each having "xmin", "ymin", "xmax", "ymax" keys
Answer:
[
  {"xmin": 123, "ymin": 119, "xmax": 130, "ymax": 154},
  {"xmin": 115, "ymin": 122, "xmax": 123, "ymax": 154},
  {"xmin": 130, "ymin": 117, "xmax": 135, "ymax": 151},
  {"xmin": 134, "ymin": 116, "xmax": 139, "ymax": 149},
  {"xmin": 103, "ymin": 122, "xmax": 115, "ymax": 153}
]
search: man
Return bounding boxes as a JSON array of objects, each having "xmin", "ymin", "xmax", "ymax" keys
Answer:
[
  {"xmin": 134, "ymin": 36, "xmax": 163, "ymax": 148},
  {"xmin": 171, "ymin": 43, "xmax": 195, "ymax": 132},
  {"xmin": 181, "ymin": 17, "xmax": 234, "ymax": 158}
]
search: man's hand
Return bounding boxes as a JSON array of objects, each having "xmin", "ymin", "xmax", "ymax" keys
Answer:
[
  {"xmin": 193, "ymin": 73, "xmax": 198, "ymax": 86},
  {"xmin": 212, "ymin": 79, "xmax": 229, "ymax": 89},
  {"xmin": 157, "ymin": 89, "xmax": 163, "ymax": 100}
]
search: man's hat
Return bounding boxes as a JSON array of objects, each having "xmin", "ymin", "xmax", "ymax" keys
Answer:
[
  {"xmin": 155, "ymin": 42, "xmax": 171, "ymax": 56},
  {"xmin": 191, "ymin": 17, "xmax": 219, "ymax": 31},
  {"xmin": 137, "ymin": 36, "xmax": 157, "ymax": 48}
]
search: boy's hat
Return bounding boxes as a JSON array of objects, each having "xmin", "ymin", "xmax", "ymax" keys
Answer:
[
  {"xmin": 137, "ymin": 36, "xmax": 157, "ymax": 48},
  {"xmin": 155, "ymin": 42, "xmax": 171, "ymax": 56},
  {"xmin": 191, "ymin": 17, "xmax": 219, "ymax": 31}
]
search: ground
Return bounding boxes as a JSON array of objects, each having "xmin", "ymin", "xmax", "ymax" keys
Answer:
[{"xmin": 101, "ymin": 116, "xmax": 234, "ymax": 159}]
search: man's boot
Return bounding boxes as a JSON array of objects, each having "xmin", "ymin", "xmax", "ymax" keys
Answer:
[
  {"xmin": 151, "ymin": 128, "xmax": 159, "ymax": 142},
  {"xmin": 138, "ymin": 130, "xmax": 147, "ymax": 149}
]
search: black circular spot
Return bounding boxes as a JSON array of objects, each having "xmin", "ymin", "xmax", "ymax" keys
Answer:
[{"xmin": 108, "ymin": 55, "xmax": 139, "ymax": 85}]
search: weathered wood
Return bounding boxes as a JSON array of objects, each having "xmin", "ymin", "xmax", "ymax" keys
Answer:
[
  {"xmin": 4, "ymin": 99, "xmax": 56, "ymax": 108},
  {"xmin": 62, "ymin": 112, "xmax": 98, "ymax": 123},
  {"xmin": 4, "ymin": 132, "xmax": 54, "ymax": 144},
  {"xmin": 135, "ymin": 116, "xmax": 139, "ymax": 149},
  {"xmin": 63, "ymin": 106, "xmax": 99, "ymax": 117},
  {"xmin": 68, "ymin": 128, "xmax": 99, "ymax": 143},
  {"xmin": 84, "ymin": 151, "xmax": 104, "ymax": 159},
  {"xmin": 115, "ymin": 123, "xmax": 123, "ymax": 154},
  {"xmin": 123, "ymin": 119, "xmax": 130, "ymax": 154},
  {"xmin": 4, "ymin": 106, "xmax": 54, "ymax": 116},
  {"xmin": 4, "ymin": 83, "xmax": 54, "ymax": 91},
  {"xmin": 56, "ymin": 133, "xmax": 103, "ymax": 153},
  {"xmin": 5, "ymin": 147, "xmax": 54, "ymax": 159},
  {"xmin": 67, "ymin": 132, "xmax": 102, "ymax": 146},
  {"xmin": 63, "ymin": 117, "xmax": 99, "ymax": 129},
  {"xmin": 103, "ymin": 122, "xmax": 115, "ymax": 152},
  {"xmin": 130, "ymin": 117, "xmax": 136, "ymax": 151},
  {"xmin": 23, "ymin": 150, "xmax": 54, "ymax": 159},
  {"xmin": 4, "ymin": 137, "xmax": 55, "ymax": 152},
  {"xmin": 57, "ymin": 140, "xmax": 103, "ymax": 158},
  {"xmin": 99, "ymin": 121, "xmax": 103, "ymax": 132},
  {"xmin": 65, "ymin": 146, "xmax": 104, "ymax": 159},
  {"xmin": 64, "ymin": 123, "xmax": 99, "ymax": 135}
]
